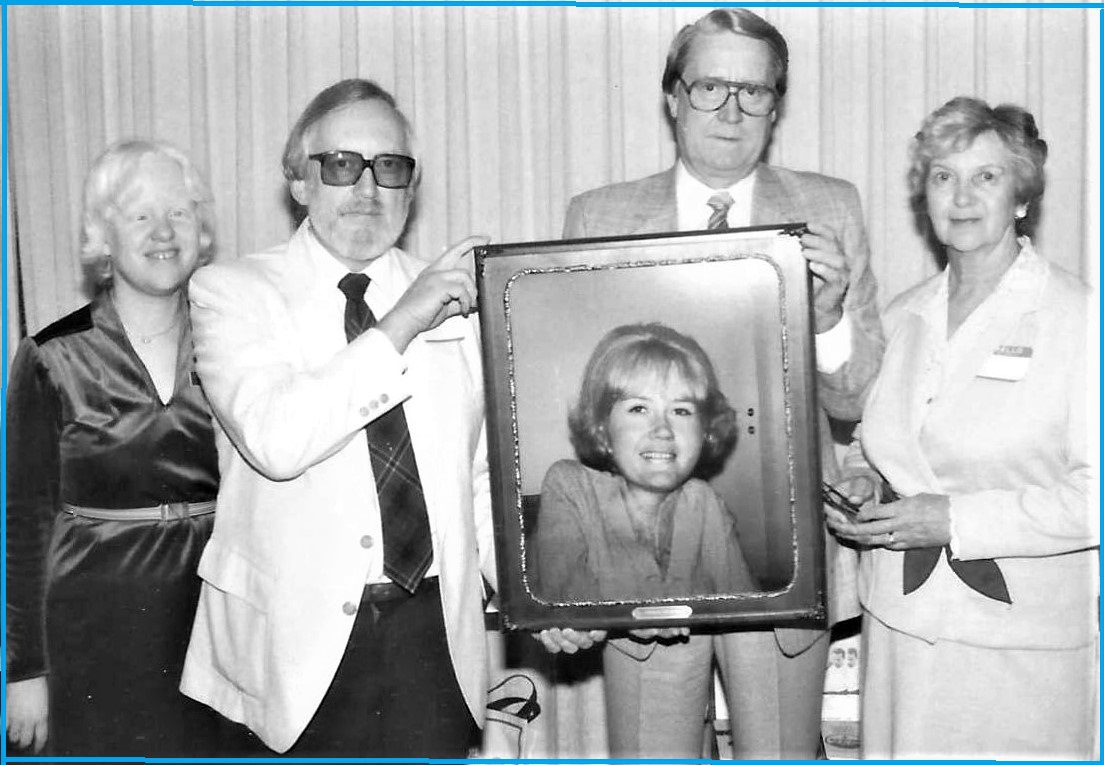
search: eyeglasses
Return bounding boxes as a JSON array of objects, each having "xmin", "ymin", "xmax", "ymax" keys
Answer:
[
  {"xmin": 307, "ymin": 150, "xmax": 416, "ymax": 188},
  {"xmin": 679, "ymin": 78, "xmax": 778, "ymax": 117}
]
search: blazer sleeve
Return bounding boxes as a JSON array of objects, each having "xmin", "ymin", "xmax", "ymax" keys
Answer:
[
  {"xmin": 5, "ymin": 340, "xmax": 61, "ymax": 682},
  {"xmin": 817, "ymin": 183, "xmax": 884, "ymax": 422},
  {"xmin": 188, "ymin": 264, "xmax": 408, "ymax": 481},
  {"xmin": 950, "ymin": 328, "xmax": 1097, "ymax": 560},
  {"xmin": 531, "ymin": 463, "xmax": 599, "ymax": 601},
  {"xmin": 562, "ymin": 194, "xmax": 589, "ymax": 239}
]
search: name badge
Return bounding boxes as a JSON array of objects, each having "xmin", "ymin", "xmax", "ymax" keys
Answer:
[{"xmin": 976, "ymin": 345, "xmax": 1032, "ymax": 381}]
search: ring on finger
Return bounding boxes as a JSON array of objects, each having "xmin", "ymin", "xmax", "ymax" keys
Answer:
[{"xmin": 886, "ymin": 531, "xmax": 896, "ymax": 545}]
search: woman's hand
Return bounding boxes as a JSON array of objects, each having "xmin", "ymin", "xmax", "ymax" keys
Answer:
[
  {"xmin": 533, "ymin": 627, "xmax": 608, "ymax": 654},
  {"xmin": 836, "ymin": 472, "xmax": 879, "ymax": 507},
  {"xmin": 827, "ymin": 493, "xmax": 952, "ymax": 551},
  {"xmin": 6, "ymin": 677, "xmax": 48, "ymax": 752},
  {"xmin": 824, "ymin": 471, "xmax": 879, "ymax": 540}
]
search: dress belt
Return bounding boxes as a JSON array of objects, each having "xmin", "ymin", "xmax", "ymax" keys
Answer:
[{"xmin": 62, "ymin": 500, "xmax": 216, "ymax": 522}]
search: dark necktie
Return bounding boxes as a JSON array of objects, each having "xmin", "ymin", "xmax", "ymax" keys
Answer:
[
  {"xmin": 338, "ymin": 273, "xmax": 433, "ymax": 593},
  {"xmin": 706, "ymin": 191, "xmax": 734, "ymax": 230}
]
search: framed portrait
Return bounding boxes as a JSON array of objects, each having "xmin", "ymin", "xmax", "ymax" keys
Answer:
[{"xmin": 477, "ymin": 225, "xmax": 825, "ymax": 632}]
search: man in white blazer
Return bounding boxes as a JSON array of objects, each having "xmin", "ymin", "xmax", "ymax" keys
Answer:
[
  {"xmin": 180, "ymin": 79, "xmax": 496, "ymax": 756},
  {"xmin": 542, "ymin": 9, "xmax": 884, "ymax": 758}
]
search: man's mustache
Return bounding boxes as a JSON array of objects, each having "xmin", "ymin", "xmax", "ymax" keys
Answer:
[{"xmin": 339, "ymin": 202, "xmax": 383, "ymax": 215}]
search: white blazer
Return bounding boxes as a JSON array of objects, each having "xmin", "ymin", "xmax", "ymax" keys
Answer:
[
  {"xmin": 854, "ymin": 241, "xmax": 1096, "ymax": 649},
  {"xmin": 180, "ymin": 222, "xmax": 496, "ymax": 753}
]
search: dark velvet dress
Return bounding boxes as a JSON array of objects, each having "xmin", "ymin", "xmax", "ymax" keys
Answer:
[{"xmin": 6, "ymin": 293, "xmax": 221, "ymax": 756}]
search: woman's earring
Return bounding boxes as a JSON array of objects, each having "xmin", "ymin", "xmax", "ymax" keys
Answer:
[{"xmin": 1015, "ymin": 206, "xmax": 1028, "ymax": 220}]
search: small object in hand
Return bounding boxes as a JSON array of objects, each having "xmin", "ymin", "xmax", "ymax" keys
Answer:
[{"xmin": 822, "ymin": 481, "xmax": 862, "ymax": 516}]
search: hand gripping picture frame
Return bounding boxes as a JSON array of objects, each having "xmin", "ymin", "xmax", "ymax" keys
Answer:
[{"xmin": 477, "ymin": 225, "xmax": 825, "ymax": 632}]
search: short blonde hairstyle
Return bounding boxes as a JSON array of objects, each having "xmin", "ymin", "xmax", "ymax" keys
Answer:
[
  {"xmin": 908, "ymin": 97, "xmax": 1047, "ymax": 236},
  {"xmin": 569, "ymin": 323, "xmax": 738, "ymax": 480},
  {"xmin": 80, "ymin": 139, "xmax": 216, "ymax": 287}
]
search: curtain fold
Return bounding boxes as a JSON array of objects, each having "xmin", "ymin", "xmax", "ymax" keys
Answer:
[
  {"xmin": 7, "ymin": 6, "xmax": 1096, "ymax": 336},
  {"xmin": 6, "ymin": 6, "xmax": 1098, "ymax": 757}
]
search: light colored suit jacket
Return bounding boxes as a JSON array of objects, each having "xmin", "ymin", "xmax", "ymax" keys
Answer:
[
  {"xmin": 532, "ymin": 460, "xmax": 757, "ymax": 601},
  {"xmin": 180, "ymin": 223, "xmax": 496, "ymax": 752},
  {"xmin": 854, "ymin": 240, "xmax": 1097, "ymax": 649},
  {"xmin": 533, "ymin": 460, "xmax": 759, "ymax": 662},
  {"xmin": 563, "ymin": 164, "xmax": 884, "ymax": 655}
]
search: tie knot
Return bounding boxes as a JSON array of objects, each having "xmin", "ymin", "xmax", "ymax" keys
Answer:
[
  {"xmin": 706, "ymin": 191, "xmax": 734, "ymax": 230},
  {"xmin": 707, "ymin": 191, "xmax": 734, "ymax": 215},
  {"xmin": 338, "ymin": 272, "xmax": 370, "ymax": 302}
]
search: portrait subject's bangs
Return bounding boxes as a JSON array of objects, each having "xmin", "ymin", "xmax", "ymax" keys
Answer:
[{"xmin": 605, "ymin": 349, "xmax": 710, "ymax": 409}]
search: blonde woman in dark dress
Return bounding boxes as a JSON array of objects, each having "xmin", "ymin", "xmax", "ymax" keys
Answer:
[{"xmin": 5, "ymin": 140, "xmax": 224, "ymax": 756}]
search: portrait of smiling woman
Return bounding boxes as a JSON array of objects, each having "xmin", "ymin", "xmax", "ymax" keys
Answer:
[{"xmin": 4, "ymin": 140, "xmax": 227, "ymax": 756}]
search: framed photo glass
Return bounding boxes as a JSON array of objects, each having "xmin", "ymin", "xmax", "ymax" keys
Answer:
[{"xmin": 477, "ymin": 225, "xmax": 825, "ymax": 632}]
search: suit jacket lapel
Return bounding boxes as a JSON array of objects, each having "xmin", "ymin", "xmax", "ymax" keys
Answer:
[
  {"xmin": 664, "ymin": 490, "xmax": 702, "ymax": 586},
  {"xmin": 929, "ymin": 250, "xmax": 1046, "ymax": 422},
  {"xmin": 751, "ymin": 165, "xmax": 799, "ymax": 227},
  {"xmin": 628, "ymin": 168, "xmax": 678, "ymax": 235}
]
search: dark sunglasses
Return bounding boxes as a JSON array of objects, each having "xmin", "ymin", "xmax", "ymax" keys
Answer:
[{"xmin": 307, "ymin": 150, "xmax": 416, "ymax": 189}]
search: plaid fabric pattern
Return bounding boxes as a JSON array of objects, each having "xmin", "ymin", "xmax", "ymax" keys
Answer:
[
  {"xmin": 706, "ymin": 190, "xmax": 734, "ymax": 230},
  {"xmin": 339, "ymin": 273, "xmax": 433, "ymax": 593}
]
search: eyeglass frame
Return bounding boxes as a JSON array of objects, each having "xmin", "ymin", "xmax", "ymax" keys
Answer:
[
  {"xmin": 677, "ymin": 77, "xmax": 779, "ymax": 117},
  {"xmin": 306, "ymin": 150, "xmax": 417, "ymax": 189}
]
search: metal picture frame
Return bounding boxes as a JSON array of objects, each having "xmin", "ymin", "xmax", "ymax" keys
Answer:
[{"xmin": 477, "ymin": 225, "xmax": 825, "ymax": 632}]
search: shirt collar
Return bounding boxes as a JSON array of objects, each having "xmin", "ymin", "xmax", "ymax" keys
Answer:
[
  {"xmin": 304, "ymin": 220, "xmax": 399, "ymax": 282},
  {"xmin": 913, "ymin": 236, "xmax": 1048, "ymax": 322},
  {"xmin": 674, "ymin": 161, "xmax": 757, "ymax": 231},
  {"xmin": 300, "ymin": 220, "xmax": 402, "ymax": 309}
]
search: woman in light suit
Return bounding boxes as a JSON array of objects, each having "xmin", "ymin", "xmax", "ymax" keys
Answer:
[{"xmin": 826, "ymin": 97, "xmax": 1096, "ymax": 759}]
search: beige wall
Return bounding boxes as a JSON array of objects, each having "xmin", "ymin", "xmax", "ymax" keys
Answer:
[{"xmin": 7, "ymin": 5, "xmax": 1098, "ymax": 341}]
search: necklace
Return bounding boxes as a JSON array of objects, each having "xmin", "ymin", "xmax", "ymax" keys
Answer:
[
  {"xmin": 129, "ymin": 313, "xmax": 182, "ymax": 344},
  {"xmin": 114, "ymin": 298, "xmax": 184, "ymax": 345}
]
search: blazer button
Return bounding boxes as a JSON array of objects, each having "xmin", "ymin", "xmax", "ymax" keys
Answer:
[
  {"xmin": 360, "ymin": 535, "xmax": 374, "ymax": 549},
  {"xmin": 369, "ymin": 399, "xmax": 380, "ymax": 410},
  {"xmin": 379, "ymin": 393, "xmax": 389, "ymax": 404},
  {"xmin": 359, "ymin": 407, "xmax": 370, "ymax": 417},
  {"xmin": 342, "ymin": 601, "xmax": 357, "ymax": 616}
]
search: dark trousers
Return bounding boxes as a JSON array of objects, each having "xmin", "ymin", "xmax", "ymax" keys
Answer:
[{"xmin": 288, "ymin": 577, "xmax": 477, "ymax": 757}]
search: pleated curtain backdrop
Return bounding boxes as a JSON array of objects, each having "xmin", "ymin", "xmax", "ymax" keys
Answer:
[
  {"xmin": 4, "ymin": 6, "xmax": 1099, "ymax": 757},
  {"xmin": 6, "ymin": 5, "xmax": 1098, "ymax": 352}
]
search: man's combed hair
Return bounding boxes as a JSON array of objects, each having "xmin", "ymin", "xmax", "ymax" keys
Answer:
[
  {"xmin": 661, "ymin": 8, "xmax": 790, "ymax": 98},
  {"xmin": 281, "ymin": 78, "xmax": 414, "ymax": 183},
  {"xmin": 568, "ymin": 322, "xmax": 738, "ymax": 480}
]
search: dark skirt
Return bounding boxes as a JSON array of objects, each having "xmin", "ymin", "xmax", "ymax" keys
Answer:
[{"xmin": 44, "ymin": 510, "xmax": 222, "ymax": 757}]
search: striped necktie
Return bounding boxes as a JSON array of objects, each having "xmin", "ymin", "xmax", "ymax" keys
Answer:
[
  {"xmin": 707, "ymin": 191, "xmax": 734, "ymax": 230},
  {"xmin": 338, "ymin": 272, "xmax": 433, "ymax": 593}
]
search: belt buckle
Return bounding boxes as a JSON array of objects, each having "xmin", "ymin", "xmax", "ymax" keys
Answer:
[{"xmin": 160, "ymin": 502, "xmax": 188, "ymax": 521}]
